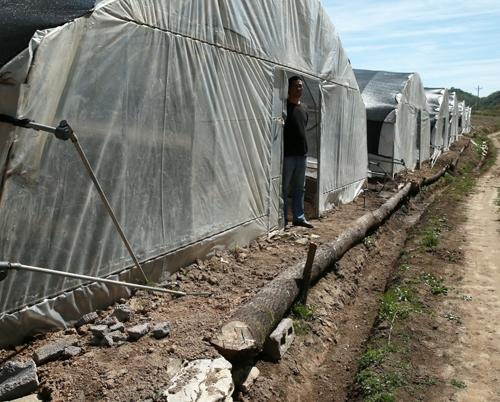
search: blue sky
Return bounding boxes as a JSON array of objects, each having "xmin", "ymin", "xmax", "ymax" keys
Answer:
[{"xmin": 322, "ymin": 0, "xmax": 500, "ymax": 97}]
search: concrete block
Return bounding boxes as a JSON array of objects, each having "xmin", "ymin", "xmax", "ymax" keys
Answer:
[
  {"xmin": 109, "ymin": 331, "xmax": 128, "ymax": 342},
  {"xmin": 152, "ymin": 322, "xmax": 171, "ymax": 339},
  {"xmin": 127, "ymin": 323, "xmax": 150, "ymax": 340},
  {"xmin": 32, "ymin": 337, "xmax": 78, "ymax": 365},
  {"xmin": 111, "ymin": 304, "xmax": 134, "ymax": 323},
  {"xmin": 263, "ymin": 318, "xmax": 294, "ymax": 360},
  {"xmin": 89, "ymin": 325, "xmax": 109, "ymax": 338},
  {"xmin": 101, "ymin": 335, "xmax": 114, "ymax": 347},
  {"xmin": 0, "ymin": 360, "xmax": 39, "ymax": 401},
  {"xmin": 109, "ymin": 322, "xmax": 125, "ymax": 333},
  {"xmin": 74, "ymin": 312, "xmax": 98, "ymax": 328},
  {"xmin": 62, "ymin": 346, "xmax": 82, "ymax": 358},
  {"xmin": 97, "ymin": 316, "xmax": 119, "ymax": 327}
]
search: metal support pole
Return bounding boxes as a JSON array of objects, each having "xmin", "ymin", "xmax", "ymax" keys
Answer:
[
  {"xmin": 25, "ymin": 120, "xmax": 148, "ymax": 282},
  {"xmin": 1, "ymin": 262, "xmax": 185, "ymax": 296},
  {"xmin": 69, "ymin": 132, "xmax": 148, "ymax": 282}
]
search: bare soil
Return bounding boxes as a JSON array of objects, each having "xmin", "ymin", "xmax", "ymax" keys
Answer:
[{"xmin": 1, "ymin": 131, "xmax": 499, "ymax": 402}]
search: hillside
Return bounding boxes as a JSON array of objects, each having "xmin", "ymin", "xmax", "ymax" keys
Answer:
[{"xmin": 449, "ymin": 87, "xmax": 500, "ymax": 110}]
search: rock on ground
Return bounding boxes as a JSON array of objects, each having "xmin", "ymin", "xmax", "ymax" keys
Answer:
[
  {"xmin": 160, "ymin": 358, "xmax": 234, "ymax": 402},
  {"xmin": 0, "ymin": 360, "xmax": 39, "ymax": 401}
]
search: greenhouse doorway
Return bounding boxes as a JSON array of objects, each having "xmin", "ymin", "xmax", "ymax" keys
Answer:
[{"xmin": 276, "ymin": 71, "xmax": 322, "ymax": 226}]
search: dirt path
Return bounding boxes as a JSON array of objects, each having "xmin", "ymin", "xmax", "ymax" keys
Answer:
[{"xmin": 446, "ymin": 132, "xmax": 500, "ymax": 401}]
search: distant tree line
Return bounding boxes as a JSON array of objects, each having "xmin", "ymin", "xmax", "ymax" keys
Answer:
[{"xmin": 449, "ymin": 87, "xmax": 500, "ymax": 111}]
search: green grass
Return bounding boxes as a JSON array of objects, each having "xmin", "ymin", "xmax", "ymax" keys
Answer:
[
  {"xmin": 359, "ymin": 344, "xmax": 396, "ymax": 370},
  {"xmin": 292, "ymin": 303, "xmax": 318, "ymax": 321},
  {"xmin": 421, "ymin": 273, "xmax": 448, "ymax": 295},
  {"xmin": 379, "ymin": 287, "xmax": 417, "ymax": 322},
  {"xmin": 292, "ymin": 319, "xmax": 309, "ymax": 336},
  {"xmin": 476, "ymin": 135, "xmax": 498, "ymax": 171},
  {"xmin": 444, "ymin": 313, "xmax": 462, "ymax": 324},
  {"xmin": 451, "ymin": 379, "xmax": 467, "ymax": 388},
  {"xmin": 447, "ymin": 168, "xmax": 475, "ymax": 201},
  {"xmin": 291, "ymin": 303, "xmax": 318, "ymax": 335},
  {"xmin": 419, "ymin": 224, "xmax": 442, "ymax": 249},
  {"xmin": 443, "ymin": 173, "xmax": 455, "ymax": 184},
  {"xmin": 355, "ymin": 345, "xmax": 412, "ymax": 402},
  {"xmin": 354, "ymin": 368, "xmax": 401, "ymax": 402},
  {"xmin": 229, "ymin": 245, "xmax": 241, "ymax": 256},
  {"xmin": 206, "ymin": 261, "xmax": 219, "ymax": 270},
  {"xmin": 421, "ymin": 235, "xmax": 439, "ymax": 248}
]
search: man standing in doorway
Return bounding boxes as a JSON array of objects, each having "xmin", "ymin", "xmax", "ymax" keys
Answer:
[{"xmin": 282, "ymin": 76, "xmax": 314, "ymax": 229}]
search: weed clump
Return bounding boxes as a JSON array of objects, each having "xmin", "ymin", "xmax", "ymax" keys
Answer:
[{"xmin": 291, "ymin": 303, "xmax": 318, "ymax": 335}]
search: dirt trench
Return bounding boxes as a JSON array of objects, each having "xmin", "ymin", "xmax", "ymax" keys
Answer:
[
  {"xmin": 241, "ymin": 133, "xmax": 500, "ymax": 402},
  {"xmin": 240, "ymin": 186, "xmax": 435, "ymax": 401}
]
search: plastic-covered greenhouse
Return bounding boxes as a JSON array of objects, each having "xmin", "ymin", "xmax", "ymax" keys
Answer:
[
  {"xmin": 0, "ymin": 0, "xmax": 367, "ymax": 346},
  {"xmin": 425, "ymin": 88, "xmax": 450, "ymax": 163},
  {"xmin": 448, "ymin": 92, "xmax": 460, "ymax": 146},
  {"xmin": 458, "ymin": 101, "xmax": 471, "ymax": 135},
  {"xmin": 465, "ymin": 106, "xmax": 472, "ymax": 134},
  {"xmin": 353, "ymin": 69, "xmax": 430, "ymax": 177}
]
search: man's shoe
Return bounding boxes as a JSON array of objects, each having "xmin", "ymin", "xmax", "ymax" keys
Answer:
[{"xmin": 293, "ymin": 220, "xmax": 314, "ymax": 229}]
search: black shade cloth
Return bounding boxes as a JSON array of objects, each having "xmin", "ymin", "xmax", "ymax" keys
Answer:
[
  {"xmin": 0, "ymin": 0, "xmax": 95, "ymax": 67},
  {"xmin": 425, "ymin": 87, "xmax": 445, "ymax": 123},
  {"xmin": 353, "ymin": 68, "xmax": 413, "ymax": 156},
  {"xmin": 353, "ymin": 69, "xmax": 410, "ymax": 122}
]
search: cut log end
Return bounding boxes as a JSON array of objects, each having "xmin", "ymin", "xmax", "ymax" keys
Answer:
[{"xmin": 210, "ymin": 321, "xmax": 258, "ymax": 361}]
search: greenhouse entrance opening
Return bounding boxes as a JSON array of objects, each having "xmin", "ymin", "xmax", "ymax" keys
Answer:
[{"xmin": 283, "ymin": 71, "xmax": 322, "ymax": 220}]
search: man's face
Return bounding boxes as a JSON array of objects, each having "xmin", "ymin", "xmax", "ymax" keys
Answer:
[{"xmin": 288, "ymin": 79, "xmax": 304, "ymax": 98}]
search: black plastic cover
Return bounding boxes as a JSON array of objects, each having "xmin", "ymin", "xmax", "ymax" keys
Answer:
[
  {"xmin": 0, "ymin": 0, "xmax": 95, "ymax": 67},
  {"xmin": 353, "ymin": 69, "xmax": 410, "ymax": 122}
]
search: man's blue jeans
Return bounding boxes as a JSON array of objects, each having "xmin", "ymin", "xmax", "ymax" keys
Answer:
[{"xmin": 282, "ymin": 155, "xmax": 307, "ymax": 223}]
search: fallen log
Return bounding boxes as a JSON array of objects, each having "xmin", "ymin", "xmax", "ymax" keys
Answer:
[
  {"xmin": 422, "ymin": 167, "xmax": 447, "ymax": 186},
  {"xmin": 424, "ymin": 139, "xmax": 471, "ymax": 185},
  {"xmin": 211, "ymin": 183, "xmax": 413, "ymax": 361}
]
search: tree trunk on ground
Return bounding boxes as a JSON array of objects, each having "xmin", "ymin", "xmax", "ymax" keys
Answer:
[
  {"xmin": 424, "ymin": 141, "xmax": 470, "ymax": 185},
  {"xmin": 211, "ymin": 183, "xmax": 413, "ymax": 361},
  {"xmin": 422, "ymin": 167, "xmax": 447, "ymax": 186}
]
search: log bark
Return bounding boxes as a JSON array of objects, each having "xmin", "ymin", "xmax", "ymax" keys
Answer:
[
  {"xmin": 422, "ymin": 167, "xmax": 447, "ymax": 186},
  {"xmin": 422, "ymin": 139, "xmax": 470, "ymax": 185},
  {"xmin": 211, "ymin": 183, "xmax": 412, "ymax": 361}
]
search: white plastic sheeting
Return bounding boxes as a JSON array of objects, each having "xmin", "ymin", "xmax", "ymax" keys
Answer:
[
  {"xmin": 458, "ymin": 101, "xmax": 471, "ymax": 135},
  {"xmin": 448, "ymin": 92, "xmax": 460, "ymax": 146},
  {"xmin": 464, "ymin": 106, "xmax": 472, "ymax": 134},
  {"xmin": 354, "ymin": 69, "xmax": 430, "ymax": 177},
  {"xmin": 425, "ymin": 88, "xmax": 451, "ymax": 153},
  {"xmin": 0, "ymin": 0, "xmax": 367, "ymax": 346}
]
